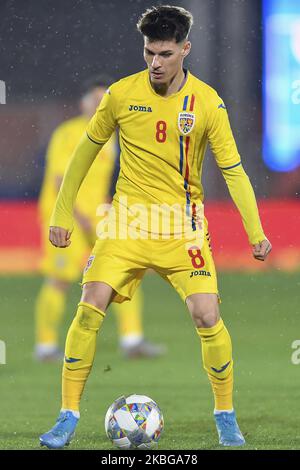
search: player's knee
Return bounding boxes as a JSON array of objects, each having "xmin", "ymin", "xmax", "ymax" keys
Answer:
[
  {"xmin": 187, "ymin": 294, "xmax": 220, "ymax": 328},
  {"xmin": 81, "ymin": 281, "xmax": 113, "ymax": 312},
  {"xmin": 193, "ymin": 310, "xmax": 219, "ymax": 328},
  {"xmin": 81, "ymin": 296, "xmax": 107, "ymax": 313}
]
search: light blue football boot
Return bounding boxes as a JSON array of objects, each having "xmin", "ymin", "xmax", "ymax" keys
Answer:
[
  {"xmin": 39, "ymin": 411, "xmax": 79, "ymax": 449},
  {"xmin": 214, "ymin": 410, "xmax": 245, "ymax": 446}
]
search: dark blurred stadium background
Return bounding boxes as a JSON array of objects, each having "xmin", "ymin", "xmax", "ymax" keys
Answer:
[{"xmin": 0, "ymin": 0, "xmax": 299, "ymax": 272}]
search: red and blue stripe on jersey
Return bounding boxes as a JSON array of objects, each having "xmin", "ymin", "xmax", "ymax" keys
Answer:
[{"xmin": 179, "ymin": 94, "xmax": 196, "ymax": 231}]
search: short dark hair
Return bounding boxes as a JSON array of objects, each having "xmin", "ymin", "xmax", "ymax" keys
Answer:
[
  {"xmin": 137, "ymin": 5, "xmax": 193, "ymax": 43},
  {"xmin": 81, "ymin": 74, "xmax": 114, "ymax": 97}
]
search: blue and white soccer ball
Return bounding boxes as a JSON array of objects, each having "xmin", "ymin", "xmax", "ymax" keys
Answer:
[{"xmin": 105, "ymin": 394, "xmax": 164, "ymax": 449}]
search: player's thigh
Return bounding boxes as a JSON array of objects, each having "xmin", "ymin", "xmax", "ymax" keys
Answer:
[
  {"xmin": 158, "ymin": 232, "xmax": 219, "ymax": 303},
  {"xmin": 82, "ymin": 237, "xmax": 148, "ymax": 305}
]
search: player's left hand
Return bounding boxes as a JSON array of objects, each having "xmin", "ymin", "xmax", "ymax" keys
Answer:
[{"xmin": 252, "ymin": 239, "xmax": 272, "ymax": 261}]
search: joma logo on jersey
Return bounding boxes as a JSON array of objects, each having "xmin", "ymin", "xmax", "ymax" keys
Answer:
[
  {"xmin": 178, "ymin": 112, "xmax": 195, "ymax": 135},
  {"xmin": 129, "ymin": 104, "xmax": 152, "ymax": 112},
  {"xmin": 190, "ymin": 270, "xmax": 211, "ymax": 278}
]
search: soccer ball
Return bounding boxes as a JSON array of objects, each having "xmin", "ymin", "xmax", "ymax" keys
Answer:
[{"xmin": 104, "ymin": 394, "xmax": 164, "ymax": 449}]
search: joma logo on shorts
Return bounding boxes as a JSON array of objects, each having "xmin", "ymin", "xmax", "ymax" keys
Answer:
[
  {"xmin": 129, "ymin": 104, "xmax": 152, "ymax": 112},
  {"xmin": 190, "ymin": 270, "xmax": 211, "ymax": 278}
]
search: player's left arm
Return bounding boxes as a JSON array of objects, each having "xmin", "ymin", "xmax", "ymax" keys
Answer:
[
  {"xmin": 219, "ymin": 164, "xmax": 271, "ymax": 261},
  {"xmin": 206, "ymin": 93, "xmax": 272, "ymax": 261}
]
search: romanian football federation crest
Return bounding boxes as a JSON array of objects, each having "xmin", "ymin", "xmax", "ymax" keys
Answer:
[{"xmin": 178, "ymin": 112, "xmax": 195, "ymax": 135}]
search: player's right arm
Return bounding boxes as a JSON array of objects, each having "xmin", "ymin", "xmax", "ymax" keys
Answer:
[{"xmin": 49, "ymin": 86, "xmax": 118, "ymax": 248}]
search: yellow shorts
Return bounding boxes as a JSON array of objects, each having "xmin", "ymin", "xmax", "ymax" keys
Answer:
[
  {"xmin": 82, "ymin": 227, "xmax": 218, "ymax": 303},
  {"xmin": 40, "ymin": 224, "xmax": 93, "ymax": 282}
]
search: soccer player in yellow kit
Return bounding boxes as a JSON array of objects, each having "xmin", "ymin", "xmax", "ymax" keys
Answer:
[
  {"xmin": 36, "ymin": 77, "xmax": 164, "ymax": 361},
  {"xmin": 40, "ymin": 6, "xmax": 272, "ymax": 448}
]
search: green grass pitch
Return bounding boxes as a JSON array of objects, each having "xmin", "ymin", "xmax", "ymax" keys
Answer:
[{"xmin": 0, "ymin": 271, "xmax": 299, "ymax": 450}]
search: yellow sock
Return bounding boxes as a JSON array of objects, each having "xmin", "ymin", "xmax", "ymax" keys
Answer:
[
  {"xmin": 196, "ymin": 318, "xmax": 233, "ymax": 411},
  {"xmin": 35, "ymin": 283, "xmax": 66, "ymax": 346},
  {"xmin": 62, "ymin": 302, "xmax": 105, "ymax": 411},
  {"xmin": 113, "ymin": 288, "xmax": 143, "ymax": 342}
]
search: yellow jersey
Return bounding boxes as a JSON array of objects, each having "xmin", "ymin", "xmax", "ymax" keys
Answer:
[
  {"xmin": 50, "ymin": 69, "xmax": 265, "ymax": 244},
  {"xmin": 40, "ymin": 115, "xmax": 116, "ymax": 224},
  {"xmin": 86, "ymin": 69, "xmax": 243, "ymax": 234}
]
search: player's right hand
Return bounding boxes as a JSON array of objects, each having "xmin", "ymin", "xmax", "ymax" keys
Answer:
[{"xmin": 49, "ymin": 226, "xmax": 72, "ymax": 248}]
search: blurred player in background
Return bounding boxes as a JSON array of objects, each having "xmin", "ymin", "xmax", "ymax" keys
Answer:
[{"xmin": 35, "ymin": 76, "xmax": 165, "ymax": 361}]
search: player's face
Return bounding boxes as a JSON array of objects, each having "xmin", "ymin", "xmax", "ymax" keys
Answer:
[
  {"xmin": 143, "ymin": 37, "xmax": 191, "ymax": 85},
  {"xmin": 80, "ymin": 86, "xmax": 106, "ymax": 118}
]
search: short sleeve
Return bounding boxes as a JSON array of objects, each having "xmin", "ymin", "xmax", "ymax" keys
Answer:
[
  {"xmin": 86, "ymin": 87, "xmax": 118, "ymax": 145},
  {"xmin": 206, "ymin": 92, "xmax": 241, "ymax": 170}
]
